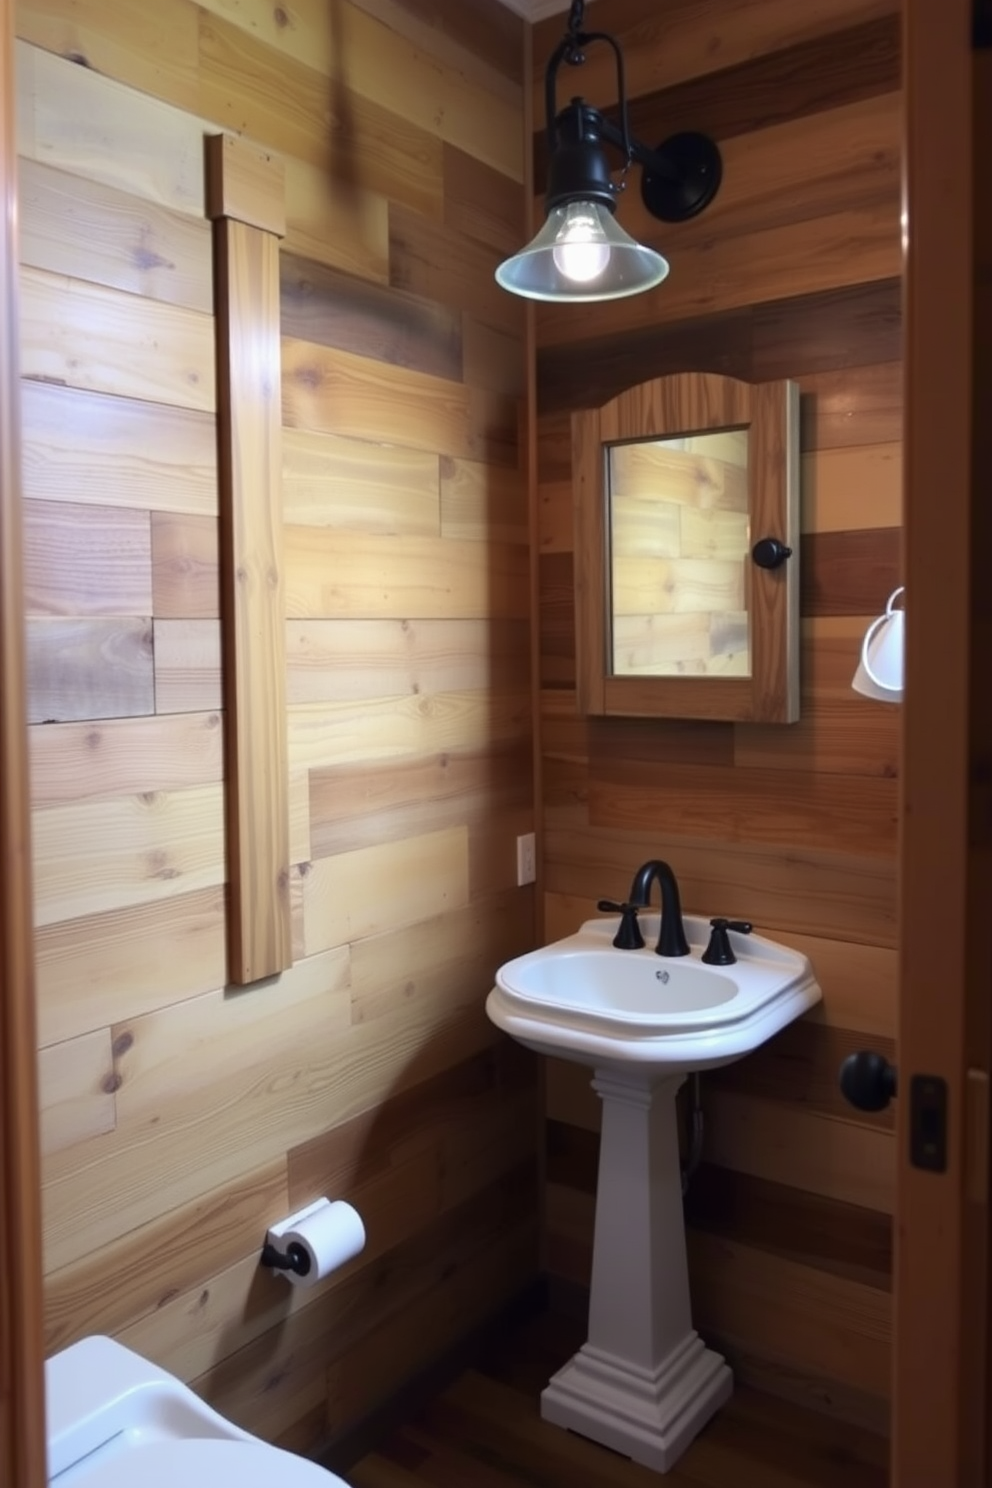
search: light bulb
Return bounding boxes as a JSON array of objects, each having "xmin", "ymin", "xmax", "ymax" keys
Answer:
[{"xmin": 552, "ymin": 205, "xmax": 611, "ymax": 284}]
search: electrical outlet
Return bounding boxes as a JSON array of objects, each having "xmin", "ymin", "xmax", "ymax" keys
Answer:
[{"xmin": 516, "ymin": 832, "xmax": 536, "ymax": 886}]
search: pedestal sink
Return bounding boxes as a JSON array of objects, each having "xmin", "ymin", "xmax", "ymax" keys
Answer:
[{"xmin": 486, "ymin": 912, "xmax": 821, "ymax": 1474}]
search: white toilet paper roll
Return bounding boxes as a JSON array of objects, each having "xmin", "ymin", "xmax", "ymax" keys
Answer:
[{"xmin": 267, "ymin": 1198, "xmax": 366, "ymax": 1288}]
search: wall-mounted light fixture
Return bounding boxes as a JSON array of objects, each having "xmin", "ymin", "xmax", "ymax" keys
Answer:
[{"xmin": 496, "ymin": 0, "xmax": 723, "ymax": 303}]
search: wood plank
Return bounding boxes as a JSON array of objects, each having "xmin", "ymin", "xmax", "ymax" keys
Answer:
[
  {"xmin": 802, "ymin": 443, "xmax": 902, "ymax": 534},
  {"xmin": 461, "ymin": 316, "xmax": 526, "ymax": 399},
  {"xmin": 702, "ymin": 1089, "xmax": 895, "ymax": 1213},
  {"xmin": 302, "ymin": 825, "xmax": 470, "ymax": 956},
  {"xmin": 29, "ymin": 711, "xmax": 223, "ymax": 808},
  {"xmin": 802, "ymin": 527, "xmax": 902, "ymax": 616},
  {"xmin": 15, "ymin": 39, "xmax": 208, "ymax": 216},
  {"xmin": 589, "ymin": 760, "xmax": 898, "ymax": 859},
  {"xmin": 23, "ymin": 499, "xmax": 151, "ymax": 617},
  {"xmin": 347, "ymin": 889, "xmax": 534, "ymax": 1028},
  {"xmin": 31, "ymin": 782, "xmax": 225, "ymax": 927},
  {"xmin": 18, "ymin": 155, "xmax": 212, "ymax": 312},
  {"xmin": 38, "ymin": 1030, "xmax": 116, "ymax": 1156},
  {"xmin": 390, "ymin": 201, "xmax": 519, "ymax": 329},
  {"xmin": 152, "ymin": 618, "xmax": 222, "ymax": 713},
  {"xmin": 14, "ymin": 0, "xmax": 201, "ymax": 116},
  {"xmin": 34, "ymin": 886, "xmax": 227, "ymax": 1048},
  {"xmin": 531, "ymin": 0, "xmax": 899, "ymax": 118},
  {"xmin": 1, "ymin": 12, "xmax": 47, "ymax": 1477},
  {"xmin": 537, "ymin": 204, "xmax": 899, "ymax": 351},
  {"xmin": 348, "ymin": 0, "xmax": 524, "ymax": 89},
  {"xmin": 798, "ymin": 362, "xmax": 902, "ymax": 451},
  {"xmin": 288, "ymin": 690, "xmax": 531, "ymax": 773},
  {"xmin": 688, "ymin": 1231, "xmax": 891, "ymax": 1401},
  {"xmin": 543, "ymin": 824, "xmax": 898, "ymax": 948},
  {"xmin": 309, "ymin": 743, "xmax": 532, "ymax": 858},
  {"xmin": 537, "ymin": 281, "xmax": 902, "ymax": 417},
  {"xmin": 544, "ymin": 695, "xmax": 736, "ymax": 769},
  {"xmin": 41, "ymin": 963, "xmax": 499, "ymax": 1274},
  {"xmin": 282, "ymin": 338, "xmax": 481, "ymax": 459},
  {"xmin": 443, "ymin": 142, "xmax": 523, "ymax": 260},
  {"xmin": 196, "ymin": 10, "xmax": 444, "ymax": 218},
  {"xmin": 20, "ymin": 264, "xmax": 215, "ymax": 411},
  {"xmin": 285, "ymin": 618, "xmax": 527, "ymax": 706},
  {"xmin": 280, "ymin": 250, "xmax": 463, "ymax": 383},
  {"xmin": 205, "ymin": 130, "xmax": 285, "ymax": 237},
  {"xmin": 209, "ymin": 165, "xmax": 291, "ymax": 983},
  {"xmin": 439, "ymin": 456, "xmax": 528, "ymax": 544},
  {"xmin": 19, "ymin": 381, "xmax": 218, "ymax": 516},
  {"xmin": 25, "ymin": 616, "xmax": 154, "ymax": 724},
  {"xmin": 43, "ymin": 1158, "xmax": 288, "ymax": 1356},
  {"xmin": 283, "ymin": 154, "xmax": 390, "ymax": 283},
  {"xmin": 283, "ymin": 526, "xmax": 529, "ymax": 621},
  {"xmin": 150, "ymin": 512, "xmax": 219, "ymax": 619},
  {"xmin": 282, "ymin": 426, "xmax": 439, "ymax": 536}
]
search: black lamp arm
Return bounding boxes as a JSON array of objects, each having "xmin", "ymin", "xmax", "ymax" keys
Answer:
[{"xmin": 545, "ymin": 28, "xmax": 632, "ymax": 167}]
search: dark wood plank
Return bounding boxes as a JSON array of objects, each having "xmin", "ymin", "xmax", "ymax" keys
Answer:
[
  {"xmin": 534, "ymin": 17, "xmax": 900, "ymax": 189},
  {"xmin": 799, "ymin": 362, "xmax": 902, "ymax": 451},
  {"xmin": 537, "ymin": 281, "xmax": 902, "ymax": 416},
  {"xmin": 801, "ymin": 527, "xmax": 902, "ymax": 617},
  {"xmin": 538, "ymin": 551, "xmax": 576, "ymax": 689},
  {"xmin": 280, "ymin": 250, "xmax": 463, "ymax": 382},
  {"xmin": 442, "ymin": 143, "xmax": 523, "ymax": 257}
]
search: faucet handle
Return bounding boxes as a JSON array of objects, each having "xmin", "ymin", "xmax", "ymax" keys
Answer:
[
  {"xmin": 701, "ymin": 917, "xmax": 753, "ymax": 965},
  {"xmin": 597, "ymin": 899, "xmax": 646, "ymax": 950}
]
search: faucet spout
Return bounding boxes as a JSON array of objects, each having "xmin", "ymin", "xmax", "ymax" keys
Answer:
[{"xmin": 627, "ymin": 859, "xmax": 690, "ymax": 957}]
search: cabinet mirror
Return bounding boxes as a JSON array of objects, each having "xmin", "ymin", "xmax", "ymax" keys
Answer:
[{"xmin": 573, "ymin": 370, "xmax": 800, "ymax": 723}]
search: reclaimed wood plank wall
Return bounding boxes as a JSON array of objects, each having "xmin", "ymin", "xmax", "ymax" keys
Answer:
[
  {"xmin": 532, "ymin": 0, "xmax": 902, "ymax": 1432},
  {"xmin": 15, "ymin": 0, "xmax": 537, "ymax": 1455}
]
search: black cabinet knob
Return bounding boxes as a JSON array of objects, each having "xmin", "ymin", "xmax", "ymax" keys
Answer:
[
  {"xmin": 751, "ymin": 537, "xmax": 793, "ymax": 569},
  {"xmin": 839, "ymin": 1050, "xmax": 898, "ymax": 1111}
]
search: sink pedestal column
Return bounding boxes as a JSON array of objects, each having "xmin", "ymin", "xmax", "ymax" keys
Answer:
[{"xmin": 541, "ymin": 1068, "xmax": 731, "ymax": 1472}]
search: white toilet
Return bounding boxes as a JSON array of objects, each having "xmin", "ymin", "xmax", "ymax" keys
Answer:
[{"xmin": 47, "ymin": 1335, "xmax": 350, "ymax": 1486}]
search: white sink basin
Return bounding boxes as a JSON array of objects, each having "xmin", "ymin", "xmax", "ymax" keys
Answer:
[{"xmin": 487, "ymin": 913, "xmax": 821, "ymax": 1075}]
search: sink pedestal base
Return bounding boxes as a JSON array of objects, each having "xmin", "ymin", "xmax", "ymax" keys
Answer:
[{"xmin": 540, "ymin": 1068, "xmax": 732, "ymax": 1473}]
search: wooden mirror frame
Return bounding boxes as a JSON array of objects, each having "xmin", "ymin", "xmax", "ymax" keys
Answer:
[{"xmin": 573, "ymin": 370, "xmax": 800, "ymax": 723}]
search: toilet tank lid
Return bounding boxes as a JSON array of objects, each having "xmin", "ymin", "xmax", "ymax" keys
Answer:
[{"xmin": 65, "ymin": 1439, "xmax": 350, "ymax": 1488}]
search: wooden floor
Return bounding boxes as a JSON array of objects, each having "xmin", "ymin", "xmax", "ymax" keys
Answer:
[{"xmin": 346, "ymin": 1310, "xmax": 889, "ymax": 1487}]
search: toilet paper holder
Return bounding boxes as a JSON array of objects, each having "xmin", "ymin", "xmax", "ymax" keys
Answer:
[{"xmin": 260, "ymin": 1239, "xmax": 312, "ymax": 1278}]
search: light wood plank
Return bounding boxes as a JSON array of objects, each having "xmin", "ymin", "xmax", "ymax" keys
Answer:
[
  {"xmin": 303, "ymin": 826, "xmax": 470, "ymax": 956},
  {"xmin": 16, "ymin": 39, "xmax": 208, "ymax": 215},
  {"xmin": 196, "ymin": 0, "xmax": 523, "ymax": 181},
  {"xmin": 38, "ymin": 1030, "xmax": 116, "ymax": 1156},
  {"xmin": 19, "ymin": 381, "xmax": 218, "ymax": 516},
  {"xmin": 285, "ymin": 618, "xmax": 526, "ymax": 706},
  {"xmin": 34, "ymin": 886, "xmax": 227, "ymax": 1048},
  {"xmin": 29, "ymin": 711, "xmax": 223, "ymax": 808},
  {"xmin": 210, "ymin": 189, "xmax": 290, "ymax": 983},
  {"xmin": 439, "ymin": 456, "xmax": 527, "ymax": 544},
  {"xmin": 205, "ymin": 131, "xmax": 285, "ymax": 236},
  {"xmin": 18, "ymin": 155, "xmax": 213, "ymax": 312},
  {"xmin": 153, "ymin": 619, "xmax": 222, "ymax": 714},
  {"xmin": 151, "ymin": 512, "xmax": 219, "ymax": 618},
  {"xmin": 802, "ymin": 442, "xmax": 902, "ymax": 533},
  {"xmin": 23, "ymin": 499, "xmax": 151, "ymax": 617},
  {"xmin": 31, "ymin": 783, "xmax": 225, "ymax": 927},
  {"xmin": 284, "ymin": 527, "xmax": 529, "ymax": 620},
  {"xmin": 44, "ymin": 1158, "xmax": 288, "ymax": 1356},
  {"xmin": 281, "ymin": 426, "xmax": 440, "ymax": 535},
  {"xmin": 20, "ymin": 264, "xmax": 215, "ymax": 411},
  {"xmin": 283, "ymin": 155, "xmax": 390, "ymax": 284},
  {"xmin": 25, "ymin": 616, "xmax": 154, "ymax": 724},
  {"xmin": 288, "ymin": 690, "xmax": 530, "ymax": 773},
  {"xmin": 15, "ymin": 0, "xmax": 202, "ymax": 117},
  {"xmin": 196, "ymin": 11, "xmax": 443, "ymax": 218}
]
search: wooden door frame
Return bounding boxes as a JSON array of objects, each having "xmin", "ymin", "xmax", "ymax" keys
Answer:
[
  {"xmin": 895, "ymin": 0, "xmax": 991, "ymax": 1482},
  {"xmin": 0, "ymin": 1, "xmax": 47, "ymax": 1483}
]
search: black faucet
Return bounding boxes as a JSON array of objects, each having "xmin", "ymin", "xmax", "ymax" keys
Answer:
[{"xmin": 627, "ymin": 860, "xmax": 690, "ymax": 957}]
